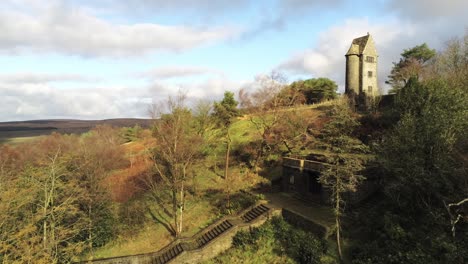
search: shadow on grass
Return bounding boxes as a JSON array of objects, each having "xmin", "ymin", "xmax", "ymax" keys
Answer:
[
  {"xmin": 146, "ymin": 193, "xmax": 176, "ymax": 237},
  {"xmin": 147, "ymin": 207, "xmax": 176, "ymax": 237},
  {"xmin": 204, "ymin": 188, "xmax": 258, "ymax": 215}
]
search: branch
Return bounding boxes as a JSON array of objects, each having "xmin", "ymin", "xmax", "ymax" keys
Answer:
[{"xmin": 448, "ymin": 198, "xmax": 468, "ymax": 208}]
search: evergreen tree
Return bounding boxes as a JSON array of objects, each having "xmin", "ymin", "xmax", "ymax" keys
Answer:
[{"xmin": 318, "ymin": 98, "xmax": 369, "ymax": 260}]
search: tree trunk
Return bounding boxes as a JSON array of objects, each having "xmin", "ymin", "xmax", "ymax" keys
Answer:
[
  {"xmin": 336, "ymin": 174, "xmax": 343, "ymax": 261},
  {"xmin": 172, "ymin": 189, "xmax": 179, "ymax": 237},
  {"xmin": 89, "ymin": 204, "xmax": 93, "ymax": 252},
  {"xmin": 224, "ymin": 130, "xmax": 231, "ymax": 180},
  {"xmin": 43, "ymin": 189, "xmax": 48, "ymax": 250},
  {"xmin": 225, "ymin": 130, "xmax": 231, "ymax": 212},
  {"xmin": 178, "ymin": 181, "xmax": 184, "ymax": 236},
  {"xmin": 336, "ymin": 213, "xmax": 342, "ymax": 260}
]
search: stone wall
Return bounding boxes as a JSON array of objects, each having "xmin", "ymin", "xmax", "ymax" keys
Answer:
[
  {"xmin": 175, "ymin": 209, "xmax": 282, "ymax": 264},
  {"xmin": 282, "ymin": 157, "xmax": 379, "ymax": 206},
  {"xmin": 281, "ymin": 209, "xmax": 331, "ymax": 238},
  {"xmin": 83, "ymin": 202, "xmax": 281, "ymax": 264},
  {"xmin": 84, "ymin": 203, "xmax": 332, "ymax": 264}
]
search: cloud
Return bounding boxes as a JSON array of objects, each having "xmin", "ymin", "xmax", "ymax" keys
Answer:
[
  {"xmin": 0, "ymin": 74, "xmax": 246, "ymax": 120},
  {"xmin": 0, "ymin": 82, "xmax": 152, "ymax": 120},
  {"xmin": 0, "ymin": 1, "xmax": 240, "ymax": 57},
  {"xmin": 103, "ymin": 0, "xmax": 249, "ymax": 16},
  {"xmin": 386, "ymin": 0, "xmax": 468, "ymax": 20},
  {"xmin": 148, "ymin": 77, "xmax": 245, "ymax": 100},
  {"xmin": 138, "ymin": 66, "xmax": 221, "ymax": 80},
  {"xmin": 277, "ymin": 18, "xmax": 409, "ymax": 92},
  {"xmin": 240, "ymin": 0, "xmax": 345, "ymax": 38},
  {"xmin": 279, "ymin": 0, "xmax": 344, "ymax": 14},
  {"xmin": 0, "ymin": 73, "xmax": 100, "ymax": 84}
]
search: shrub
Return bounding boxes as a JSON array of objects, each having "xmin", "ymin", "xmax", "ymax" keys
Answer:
[{"xmin": 232, "ymin": 229, "xmax": 257, "ymax": 249}]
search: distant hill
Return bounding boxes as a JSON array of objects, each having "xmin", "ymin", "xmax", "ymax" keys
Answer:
[{"xmin": 0, "ymin": 118, "xmax": 153, "ymax": 141}]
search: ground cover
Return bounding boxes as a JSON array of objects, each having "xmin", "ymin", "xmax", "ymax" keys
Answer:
[{"xmin": 204, "ymin": 216, "xmax": 337, "ymax": 264}]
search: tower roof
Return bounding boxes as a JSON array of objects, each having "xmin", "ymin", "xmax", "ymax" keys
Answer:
[{"xmin": 345, "ymin": 34, "xmax": 372, "ymax": 56}]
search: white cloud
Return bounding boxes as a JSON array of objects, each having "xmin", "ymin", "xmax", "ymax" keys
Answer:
[
  {"xmin": 0, "ymin": 74, "xmax": 248, "ymax": 120},
  {"xmin": 138, "ymin": 66, "xmax": 221, "ymax": 80},
  {"xmin": 0, "ymin": 1, "xmax": 240, "ymax": 57},
  {"xmin": 276, "ymin": 13, "xmax": 466, "ymax": 93},
  {"xmin": 148, "ymin": 77, "xmax": 246, "ymax": 101},
  {"xmin": 277, "ymin": 18, "xmax": 408, "ymax": 93},
  {"xmin": 0, "ymin": 82, "xmax": 150, "ymax": 120},
  {"xmin": 0, "ymin": 73, "xmax": 100, "ymax": 84},
  {"xmin": 104, "ymin": 0, "xmax": 249, "ymax": 15}
]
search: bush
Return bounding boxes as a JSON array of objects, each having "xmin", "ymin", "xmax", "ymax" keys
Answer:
[
  {"xmin": 231, "ymin": 217, "xmax": 328, "ymax": 264},
  {"xmin": 232, "ymin": 229, "xmax": 258, "ymax": 249}
]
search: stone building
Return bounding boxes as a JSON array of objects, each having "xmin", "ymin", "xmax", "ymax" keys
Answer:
[
  {"xmin": 345, "ymin": 33, "xmax": 379, "ymax": 100},
  {"xmin": 281, "ymin": 157, "xmax": 380, "ymax": 205}
]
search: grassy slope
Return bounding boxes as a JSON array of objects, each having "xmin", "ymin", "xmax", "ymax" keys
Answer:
[
  {"xmin": 85, "ymin": 138, "xmax": 266, "ymax": 260},
  {"xmin": 86, "ymin": 102, "xmax": 336, "ymax": 260}
]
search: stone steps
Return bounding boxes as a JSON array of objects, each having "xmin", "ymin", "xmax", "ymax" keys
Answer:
[
  {"xmin": 240, "ymin": 204, "xmax": 269, "ymax": 223},
  {"xmin": 196, "ymin": 220, "xmax": 233, "ymax": 248},
  {"xmin": 87, "ymin": 203, "xmax": 273, "ymax": 264},
  {"xmin": 152, "ymin": 243, "xmax": 184, "ymax": 264}
]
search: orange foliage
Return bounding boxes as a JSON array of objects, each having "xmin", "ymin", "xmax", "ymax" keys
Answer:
[{"xmin": 105, "ymin": 142, "xmax": 154, "ymax": 203}]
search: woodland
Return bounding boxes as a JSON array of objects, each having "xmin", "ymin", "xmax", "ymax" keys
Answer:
[{"xmin": 0, "ymin": 33, "xmax": 466, "ymax": 264}]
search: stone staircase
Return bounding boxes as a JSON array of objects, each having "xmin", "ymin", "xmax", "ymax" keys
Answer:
[
  {"xmin": 196, "ymin": 220, "xmax": 234, "ymax": 248},
  {"xmin": 241, "ymin": 204, "xmax": 270, "ymax": 223},
  {"xmin": 152, "ymin": 243, "xmax": 184, "ymax": 264},
  {"xmin": 87, "ymin": 202, "xmax": 273, "ymax": 264}
]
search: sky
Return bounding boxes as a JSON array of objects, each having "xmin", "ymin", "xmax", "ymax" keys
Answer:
[{"xmin": 0, "ymin": 0, "xmax": 466, "ymax": 121}]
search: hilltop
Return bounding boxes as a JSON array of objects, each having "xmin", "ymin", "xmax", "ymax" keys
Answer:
[{"xmin": 0, "ymin": 118, "xmax": 152, "ymax": 144}]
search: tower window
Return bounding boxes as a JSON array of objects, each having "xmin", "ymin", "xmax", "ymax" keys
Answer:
[
  {"xmin": 368, "ymin": 86, "xmax": 373, "ymax": 92},
  {"xmin": 366, "ymin": 56, "xmax": 374, "ymax": 62},
  {"xmin": 368, "ymin": 71, "xmax": 373, "ymax": 77}
]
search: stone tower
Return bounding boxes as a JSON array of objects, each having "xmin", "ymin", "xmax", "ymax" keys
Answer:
[{"xmin": 345, "ymin": 33, "xmax": 378, "ymax": 100}]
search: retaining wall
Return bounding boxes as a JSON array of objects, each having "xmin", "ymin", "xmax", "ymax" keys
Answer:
[
  {"xmin": 84, "ymin": 202, "xmax": 329, "ymax": 264},
  {"xmin": 84, "ymin": 202, "xmax": 281, "ymax": 264}
]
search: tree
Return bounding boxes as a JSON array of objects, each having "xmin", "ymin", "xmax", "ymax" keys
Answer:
[
  {"xmin": 381, "ymin": 78, "xmax": 467, "ymax": 211},
  {"xmin": 352, "ymin": 37, "xmax": 468, "ymax": 263},
  {"xmin": 72, "ymin": 126, "xmax": 125, "ymax": 254},
  {"xmin": 147, "ymin": 92, "xmax": 203, "ymax": 237},
  {"xmin": 318, "ymin": 98, "xmax": 368, "ymax": 260},
  {"xmin": 213, "ymin": 91, "xmax": 240, "ymax": 180},
  {"xmin": 289, "ymin": 78, "xmax": 338, "ymax": 104},
  {"xmin": 0, "ymin": 136, "xmax": 90, "ymax": 263},
  {"xmin": 238, "ymin": 71, "xmax": 291, "ymax": 171},
  {"xmin": 212, "ymin": 91, "xmax": 239, "ymax": 212},
  {"xmin": 387, "ymin": 43, "xmax": 436, "ymax": 92},
  {"xmin": 428, "ymin": 32, "xmax": 468, "ymax": 90}
]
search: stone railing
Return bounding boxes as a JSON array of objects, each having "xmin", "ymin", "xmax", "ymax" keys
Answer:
[{"xmin": 283, "ymin": 157, "xmax": 328, "ymax": 172}]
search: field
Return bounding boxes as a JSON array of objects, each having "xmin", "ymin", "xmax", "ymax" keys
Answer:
[{"xmin": 0, "ymin": 118, "xmax": 152, "ymax": 144}]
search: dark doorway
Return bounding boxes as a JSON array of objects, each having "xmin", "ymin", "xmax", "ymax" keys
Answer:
[{"xmin": 308, "ymin": 171, "xmax": 322, "ymax": 194}]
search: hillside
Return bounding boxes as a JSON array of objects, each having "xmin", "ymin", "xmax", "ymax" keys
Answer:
[{"xmin": 0, "ymin": 118, "xmax": 152, "ymax": 143}]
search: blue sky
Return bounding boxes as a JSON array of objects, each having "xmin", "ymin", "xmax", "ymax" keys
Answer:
[{"xmin": 0, "ymin": 0, "xmax": 466, "ymax": 121}]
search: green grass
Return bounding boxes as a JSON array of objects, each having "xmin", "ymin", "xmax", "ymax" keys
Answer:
[
  {"xmin": 204, "ymin": 237, "xmax": 296, "ymax": 264},
  {"xmin": 0, "ymin": 136, "xmax": 43, "ymax": 145},
  {"xmin": 203, "ymin": 217, "xmax": 337, "ymax": 264},
  {"xmin": 85, "ymin": 102, "xmax": 337, "ymax": 261},
  {"xmin": 230, "ymin": 118, "xmax": 257, "ymax": 145},
  {"xmin": 83, "ymin": 164, "xmax": 261, "ymax": 260}
]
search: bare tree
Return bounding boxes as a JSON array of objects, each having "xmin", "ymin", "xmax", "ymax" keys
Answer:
[
  {"xmin": 239, "ymin": 71, "xmax": 301, "ymax": 171},
  {"xmin": 146, "ymin": 92, "xmax": 203, "ymax": 237}
]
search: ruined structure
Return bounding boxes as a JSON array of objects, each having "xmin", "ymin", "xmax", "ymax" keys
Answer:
[
  {"xmin": 281, "ymin": 156, "xmax": 379, "ymax": 205},
  {"xmin": 345, "ymin": 33, "xmax": 379, "ymax": 102}
]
